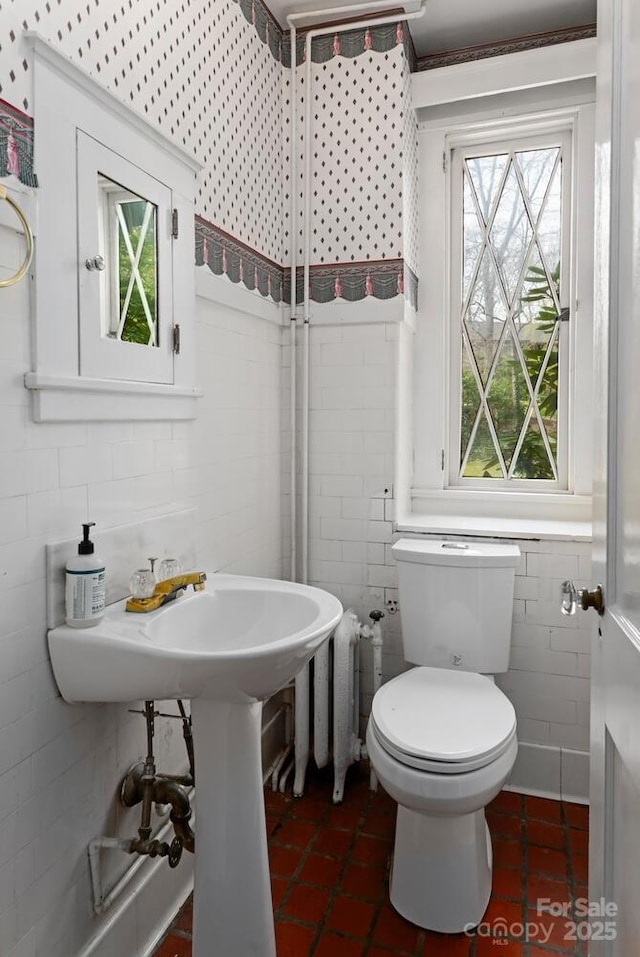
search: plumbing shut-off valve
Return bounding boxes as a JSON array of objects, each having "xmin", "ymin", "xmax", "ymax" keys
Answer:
[{"xmin": 120, "ymin": 700, "xmax": 195, "ymax": 869}]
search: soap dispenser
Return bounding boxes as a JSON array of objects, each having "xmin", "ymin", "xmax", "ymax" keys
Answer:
[{"xmin": 65, "ymin": 522, "xmax": 106, "ymax": 628}]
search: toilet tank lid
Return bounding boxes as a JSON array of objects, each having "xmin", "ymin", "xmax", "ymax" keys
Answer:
[{"xmin": 392, "ymin": 538, "xmax": 520, "ymax": 568}]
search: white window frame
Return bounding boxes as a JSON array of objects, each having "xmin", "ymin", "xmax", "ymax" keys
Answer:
[
  {"xmin": 25, "ymin": 33, "xmax": 202, "ymax": 421},
  {"xmin": 404, "ymin": 43, "xmax": 596, "ymax": 536},
  {"xmin": 448, "ymin": 124, "xmax": 573, "ymax": 492}
]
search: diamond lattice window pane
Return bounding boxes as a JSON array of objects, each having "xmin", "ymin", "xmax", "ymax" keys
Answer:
[
  {"xmin": 536, "ymin": 161, "xmax": 562, "ymax": 283},
  {"xmin": 511, "ymin": 415, "xmax": 555, "ymax": 480},
  {"xmin": 464, "ymin": 248, "xmax": 508, "ymax": 385},
  {"xmin": 515, "ymin": 148, "xmax": 559, "ymax": 223},
  {"xmin": 537, "ymin": 336, "xmax": 559, "ymax": 456},
  {"xmin": 489, "ymin": 161, "xmax": 533, "ymax": 305},
  {"xmin": 462, "ymin": 409, "xmax": 503, "ymax": 478},
  {"xmin": 517, "ymin": 248, "xmax": 559, "ymax": 386},
  {"xmin": 455, "ymin": 141, "xmax": 565, "ymax": 483},
  {"xmin": 462, "ymin": 175, "xmax": 484, "ymax": 302},
  {"xmin": 460, "ymin": 346, "xmax": 482, "ymax": 467},
  {"xmin": 486, "ymin": 329, "xmax": 531, "ymax": 472},
  {"xmin": 466, "ymin": 153, "xmax": 508, "ymax": 222}
]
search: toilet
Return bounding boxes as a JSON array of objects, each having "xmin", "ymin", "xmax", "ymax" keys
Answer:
[{"xmin": 366, "ymin": 538, "xmax": 520, "ymax": 934}]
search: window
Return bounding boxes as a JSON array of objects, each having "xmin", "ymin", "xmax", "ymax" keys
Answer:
[
  {"xmin": 408, "ymin": 99, "xmax": 595, "ymax": 532},
  {"xmin": 450, "ymin": 131, "xmax": 571, "ymax": 489}
]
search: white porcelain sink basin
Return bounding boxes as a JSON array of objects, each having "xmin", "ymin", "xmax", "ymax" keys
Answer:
[
  {"xmin": 48, "ymin": 572, "xmax": 343, "ymax": 957},
  {"xmin": 48, "ymin": 573, "xmax": 343, "ymax": 704}
]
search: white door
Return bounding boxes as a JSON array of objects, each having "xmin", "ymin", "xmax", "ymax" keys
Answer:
[{"xmin": 585, "ymin": 0, "xmax": 640, "ymax": 951}]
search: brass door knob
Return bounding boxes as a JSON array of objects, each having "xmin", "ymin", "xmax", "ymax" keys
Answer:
[{"xmin": 561, "ymin": 580, "xmax": 605, "ymax": 617}]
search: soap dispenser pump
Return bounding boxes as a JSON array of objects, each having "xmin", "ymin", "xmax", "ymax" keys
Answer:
[{"xmin": 65, "ymin": 522, "xmax": 106, "ymax": 628}]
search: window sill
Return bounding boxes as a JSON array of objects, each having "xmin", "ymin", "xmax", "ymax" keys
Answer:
[
  {"xmin": 404, "ymin": 489, "xmax": 592, "ymax": 542},
  {"xmin": 24, "ymin": 373, "xmax": 202, "ymax": 422}
]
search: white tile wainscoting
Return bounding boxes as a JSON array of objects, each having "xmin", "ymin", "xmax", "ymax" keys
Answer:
[
  {"xmin": 0, "ymin": 220, "xmax": 284, "ymax": 957},
  {"xmin": 297, "ymin": 320, "xmax": 592, "ymax": 805}
]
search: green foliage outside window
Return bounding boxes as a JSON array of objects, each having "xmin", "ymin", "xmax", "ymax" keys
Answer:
[
  {"xmin": 118, "ymin": 200, "xmax": 158, "ymax": 346},
  {"xmin": 464, "ymin": 263, "xmax": 560, "ymax": 480}
]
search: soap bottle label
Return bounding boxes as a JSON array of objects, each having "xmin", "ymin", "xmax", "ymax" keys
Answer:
[{"xmin": 65, "ymin": 568, "xmax": 106, "ymax": 625}]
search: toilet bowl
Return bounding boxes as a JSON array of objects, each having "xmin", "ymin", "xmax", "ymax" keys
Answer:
[{"xmin": 366, "ymin": 665, "xmax": 518, "ymax": 933}]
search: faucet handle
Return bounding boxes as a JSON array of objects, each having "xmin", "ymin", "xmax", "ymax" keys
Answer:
[
  {"xmin": 130, "ymin": 569, "xmax": 156, "ymax": 599},
  {"xmin": 157, "ymin": 558, "xmax": 182, "ymax": 582}
]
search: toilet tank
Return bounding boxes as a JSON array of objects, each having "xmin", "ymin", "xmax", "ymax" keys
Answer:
[{"xmin": 392, "ymin": 539, "xmax": 520, "ymax": 674}]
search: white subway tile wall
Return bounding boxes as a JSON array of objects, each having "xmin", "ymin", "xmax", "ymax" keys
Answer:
[
  {"xmin": 0, "ymin": 226, "xmax": 283, "ymax": 957},
  {"xmin": 299, "ymin": 322, "xmax": 592, "ymax": 786}
]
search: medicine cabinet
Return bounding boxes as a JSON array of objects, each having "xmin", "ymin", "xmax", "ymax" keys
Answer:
[{"xmin": 25, "ymin": 33, "xmax": 202, "ymax": 421}]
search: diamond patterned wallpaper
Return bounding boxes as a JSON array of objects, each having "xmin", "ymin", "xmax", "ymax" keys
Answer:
[
  {"xmin": 280, "ymin": 29, "xmax": 417, "ymax": 306},
  {"xmin": 284, "ymin": 36, "xmax": 409, "ymax": 268},
  {"xmin": 310, "ymin": 48, "xmax": 404, "ymax": 264},
  {"xmin": 402, "ymin": 46, "xmax": 419, "ymax": 279},
  {"xmin": 0, "ymin": 2, "xmax": 418, "ymax": 303},
  {"xmin": 203, "ymin": 0, "xmax": 283, "ymax": 263},
  {"xmin": 0, "ymin": 0, "xmax": 283, "ymax": 264}
]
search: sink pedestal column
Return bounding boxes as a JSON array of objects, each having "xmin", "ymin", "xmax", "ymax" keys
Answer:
[{"xmin": 191, "ymin": 698, "xmax": 276, "ymax": 957}]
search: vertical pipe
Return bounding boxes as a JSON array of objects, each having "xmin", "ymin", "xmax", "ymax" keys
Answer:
[
  {"xmin": 293, "ymin": 664, "xmax": 310, "ymax": 796},
  {"xmin": 301, "ymin": 31, "xmax": 314, "ymax": 586},
  {"xmin": 369, "ymin": 620, "xmax": 384, "ymax": 790},
  {"xmin": 290, "ymin": 323, "xmax": 297, "ymax": 581},
  {"xmin": 302, "ymin": 321, "xmax": 310, "ymax": 583},
  {"xmin": 289, "ymin": 23, "xmax": 298, "ymax": 583},
  {"xmin": 353, "ymin": 633, "xmax": 360, "ymax": 745}
]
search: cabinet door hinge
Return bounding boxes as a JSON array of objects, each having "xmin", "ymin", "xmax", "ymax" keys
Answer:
[
  {"xmin": 172, "ymin": 324, "xmax": 181, "ymax": 355},
  {"xmin": 441, "ymin": 448, "xmax": 445, "ymax": 471},
  {"xmin": 171, "ymin": 208, "xmax": 179, "ymax": 239},
  {"xmin": 442, "ymin": 151, "xmax": 448, "ymax": 173}
]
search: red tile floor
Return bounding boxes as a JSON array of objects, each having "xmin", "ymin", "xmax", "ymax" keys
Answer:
[{"xmin": 154, "ymin": 765, "xmax": 589, "ymax": 957}]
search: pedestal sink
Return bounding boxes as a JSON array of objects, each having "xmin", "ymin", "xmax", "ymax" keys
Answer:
[{"xmin": 48, "ymin": 574, "xmax": 343, "ymax": 957}]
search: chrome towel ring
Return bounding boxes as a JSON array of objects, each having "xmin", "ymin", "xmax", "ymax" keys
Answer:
[{"xmin": 0, "ymin": 184, "xmax": 34, "ymax": 287}]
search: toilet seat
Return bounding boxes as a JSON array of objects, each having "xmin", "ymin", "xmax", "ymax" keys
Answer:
[{"xmin": 371, "ymin": 667, "xmax": 517, "ymax": 774}]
